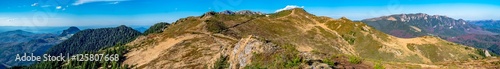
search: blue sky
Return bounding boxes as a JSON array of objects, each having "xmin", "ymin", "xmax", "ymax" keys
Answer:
[{"xmin": 0, "ymin": 0, "xmax": 499, "ymax": 26}]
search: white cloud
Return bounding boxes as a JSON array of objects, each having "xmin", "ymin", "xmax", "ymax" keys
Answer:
[
  {"xmin": 41, "ymin": 5, "xmax": 51, "ymax": 7},
  {"xmin": 56, "ymin": 6, "xmax": 62, "ymax": 9},
  {"xmin": 275, "ymin": 5, "xmax": 304, "ymax": 12},
  {"xmin": 6, "ymin": 18, "xmax": 15, "ymax": 22},
  {"xmin": 109, "ymin": 2, "xmax": 120, "ymax": 4},
  {"xmin": 31, "ymin": 3, "xmax": 38, "ymax": 6},
  {"xmin": 73, "ymin": 0, "xmax": 128, "ymax": 5}
]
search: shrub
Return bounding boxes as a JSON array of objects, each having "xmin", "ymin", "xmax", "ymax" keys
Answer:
[
  {"xmin": 143, "ymin": 22, "xmax": 170, "ymax": 35},
  {"xmin": 342, "ymin": 35, "xmax": 356, "ymax": 45},
  {"xmin": 476, "ymin": 49, "xmax": 487, "ymax": 58}
]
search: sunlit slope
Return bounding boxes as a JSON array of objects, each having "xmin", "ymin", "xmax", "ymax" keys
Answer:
[{"xmin": 123, "ymin": 8, "xmax": 485, "ymax": 69}]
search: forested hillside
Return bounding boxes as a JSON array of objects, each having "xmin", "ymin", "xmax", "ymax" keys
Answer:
[{"xmin": 45, "ymin": 25, "xmax": 141, "ymax": 56}]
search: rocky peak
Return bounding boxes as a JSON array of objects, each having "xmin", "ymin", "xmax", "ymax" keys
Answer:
[
  {"xmin": 59, "ymin": 26, "xmax": 80, "ymax": 37},
  {"xmin": 235, "ymin": 10, "xmax": 263, "ymax": 15},
  {"xmin": 218, "ymin": 10, "xmax": 234, "ymax": 15}
]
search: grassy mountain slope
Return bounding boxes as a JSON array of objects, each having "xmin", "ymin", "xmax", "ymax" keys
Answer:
[{"xmin": 123, "ymin": 8, "xmax": 486, "ymax": 69}]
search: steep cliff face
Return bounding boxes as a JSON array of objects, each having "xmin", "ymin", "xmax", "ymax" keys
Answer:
[{"xmin": 123, "ymin": 9, "xmax": 487, "ymax": 69}]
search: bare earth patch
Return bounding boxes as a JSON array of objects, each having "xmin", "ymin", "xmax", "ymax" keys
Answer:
[
  {"xmin": 410, "ymin": 26, "xmax": 422, "ymax": 32},
  {"xmin": 387, "ymin": 16, "xmax": 397, "ymax": 21},
  {"xmin": 123, "ymin": 34, "xmax": 198, "ymax": 67}
]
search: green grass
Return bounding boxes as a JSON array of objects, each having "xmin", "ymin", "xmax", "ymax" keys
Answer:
[
  {"xmin": 374, "ymin": 63, "xmax": 385, "ymax": 69},
  {"xmin": 348, "ymin": 56, "xmax": 362, "ymax": 64},
  {"xmin": 285, "ymin": 56, "xmax": 301, "ymax": 68},
  {"xmin": 245, "ymin": 43, "xmax": 302, "ymax": 69},
  {"xmin": 213, "ymin": 55, "xmax": 229, "ymax": 69},
  {"xmin": 414, "ymin": 44, "xmax": 440, "ymax": 62},
  {"xmin": 323, "ymin": 58, "xmax": 336, "ymax": 67}
]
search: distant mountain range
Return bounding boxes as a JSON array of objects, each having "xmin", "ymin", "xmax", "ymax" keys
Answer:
[
  {"xmin": 0, "ymin": 25, "xmax": 147, "ymax": 67},
  {"xmin": 134, "ymin": 27, "xmax": 148, "ymax": 33},
  {"xmin": 468, "ymin": 20, "xmax": 500, "ymax": 33},
  {"xmin": 0, "ymin": 27, "xmax": 80, "ymax": 66},
  {"xmin": 362, "ymin": 13, "xmax": 495, "ymax": 38},
  {"xmin": 362, "ymin": 13, "xmax": 500, "ymax": 54},
  {"xmin": 0, "ymin": 26, "xmax": 150, "ymax": 34}
]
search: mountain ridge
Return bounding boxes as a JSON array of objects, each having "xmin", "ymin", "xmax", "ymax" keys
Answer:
[
  {"xmin": 122, "ymin": 8, "xmax": 488, "ymax": 69},
  {"xmin": 362, "ymin": 13, "xmax": 494, "ymax": 38}
]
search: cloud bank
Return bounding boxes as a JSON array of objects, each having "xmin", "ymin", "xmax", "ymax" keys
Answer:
[{"xmin": 275, "ymin": 5, "xmax": 304, "ymax": 12}]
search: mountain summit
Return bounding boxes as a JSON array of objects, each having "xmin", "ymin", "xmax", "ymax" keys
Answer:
[{"xmin": 59, "ymin": 26, "xmax": 80, "ymax": 39}]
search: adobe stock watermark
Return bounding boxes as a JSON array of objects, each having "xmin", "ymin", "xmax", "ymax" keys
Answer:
[
  {"xmin": 15, "ymin": 53, "xmax": 120, "ymax": 62},
  {"xmin": 15, "ymin": 53, "xmax": 66, "ymax": 62}
]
